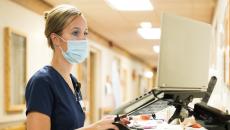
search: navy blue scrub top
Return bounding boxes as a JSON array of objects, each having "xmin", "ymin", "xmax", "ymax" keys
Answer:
[{"xmin": 25, "ymin": 66, "xmax": 85, "ymax": 130}]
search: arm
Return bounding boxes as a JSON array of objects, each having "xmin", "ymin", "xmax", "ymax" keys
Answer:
[
  {"xmin": 76, "ymin": 118, "xmax": 119, "ymax": 130},
  {"xmin": 27, "ymin": 112, "xmax": 118, "ymax": 130},
  {"xmin": 26, "ymin": 112, "xmax": 51, "ymax": 130},
  {"xmin": 25, "ymin": 77, "xmax": 54, "ymax": 130}
]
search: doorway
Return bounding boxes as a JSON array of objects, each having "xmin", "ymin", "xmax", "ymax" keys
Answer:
[{"xmin": 76, "ymin": 48, "xmax": 100, "ymax": 124}]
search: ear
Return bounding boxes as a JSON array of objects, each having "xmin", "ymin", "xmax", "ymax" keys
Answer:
[{"xmin": 50, "ymin": 33, "xmax": 60, "ymax": 47}]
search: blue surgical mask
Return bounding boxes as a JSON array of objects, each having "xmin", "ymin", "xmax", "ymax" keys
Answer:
[{"xmin": 57, "ymin": 35, "xmax": 88, "ymax": 64}]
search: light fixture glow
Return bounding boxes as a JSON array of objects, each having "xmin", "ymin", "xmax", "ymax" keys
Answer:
[
  {"xmin": 153, "ymin": 45, "xmax": 160, "ymax": 53},
  {"xmin": 137, "ymin": 28, "xmax": 161, "ymax": 40},
  {"xmin": 140, "ymin": 22, "xmax": 152, "ymax": 28},
  {"xmin": 106, "ymin": 0, "xmax": 153, "ymax": 11},
  {"xmin": 144, "ymin": 71, "xmax": 153, "ymax": 78},
  {"xmin": 218, "ymin": 24, "xmax": 224, "ymax": 33}
]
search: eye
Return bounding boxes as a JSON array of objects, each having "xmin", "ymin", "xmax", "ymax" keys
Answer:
[{"xmin": 72, "ymin": 30, "xmax": 80, "ymax": 36}]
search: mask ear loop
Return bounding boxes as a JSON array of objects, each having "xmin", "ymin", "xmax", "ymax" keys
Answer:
[
  {"xmin": 56, "ymin": 34, "xmax": 67, "ymax": 43},
  {"xmin": 54, "ymin": 34, "xmax": 67, "ymax": 52}
]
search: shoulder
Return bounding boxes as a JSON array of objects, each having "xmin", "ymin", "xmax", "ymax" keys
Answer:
[
  {"xmin": 26, "ymin": 66, "xmax": 55, "ymax": 89},
  {"xmin": 25, "ymin": 66, "xmax": 56, "ymax": 117},
  {"xmin": 31, "ymin": 66, "xmax": 55, "ymax": 81}
]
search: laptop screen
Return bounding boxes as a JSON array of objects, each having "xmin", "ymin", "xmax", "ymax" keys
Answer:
[{"xmin": 157, "ymin": 13, "xmax": 212, "ymax": 90}]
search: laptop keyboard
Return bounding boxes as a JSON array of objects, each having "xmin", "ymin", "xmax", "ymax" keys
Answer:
[{"xmin": 130, "ymin": 100, "xmax": 169, "ymax": 115}]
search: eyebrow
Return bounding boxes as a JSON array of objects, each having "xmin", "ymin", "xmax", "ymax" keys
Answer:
[
  {"xmin": 72, "ymin": 27, "xmax": 88, "ymax": 32},
  {"xmin": 72, "ymin": 27, "xmax": 81, "ymax": 31}
]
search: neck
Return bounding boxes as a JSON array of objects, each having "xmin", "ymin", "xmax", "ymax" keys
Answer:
[{"xmin": 51, "ymin": 50, "xmax": 72, "ymax": 78}]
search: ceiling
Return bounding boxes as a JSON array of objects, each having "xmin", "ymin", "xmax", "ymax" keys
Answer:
[{"xmin": 43, "ymin": 0, "xmax": 217, "ymax": 68}]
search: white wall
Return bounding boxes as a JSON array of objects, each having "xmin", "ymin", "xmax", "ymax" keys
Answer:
[
  {"xmin": 208, "ymin": 0, "xmax": 230, "ymax": 111},
  {"xmin": 0, "ymin": 0, "xmax": 52, "ymax": 124}
]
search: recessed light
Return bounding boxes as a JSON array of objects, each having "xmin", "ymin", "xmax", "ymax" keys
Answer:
[
  {"xmin": 137, "ymin": 28, "xmax": 161, "ymax": 39},
  {"xmin": 106, "ymin": 0, "xmax": 153, "ymax": 11},
  {"xmin": 144, "ymin": 71, "xmax": 153, "ymax": 78}
]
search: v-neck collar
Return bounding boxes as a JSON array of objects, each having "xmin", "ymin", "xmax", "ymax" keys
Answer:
[{"xmin": 47, "ymin": 66, "xmax": 79, "ymax": 97}]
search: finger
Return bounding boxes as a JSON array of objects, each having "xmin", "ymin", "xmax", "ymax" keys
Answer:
[{"xmin": 120, "ymin": 118, "xmax": 130, "ymax": 125}]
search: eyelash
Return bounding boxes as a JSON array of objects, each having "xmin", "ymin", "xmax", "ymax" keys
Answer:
[
  {"xmin": 72, "ymin": 31, "xmax": 79, "ymax": 36},
  {"xmin": 72, "ymin": 31, "xmax": 88, "ymax": 36}
]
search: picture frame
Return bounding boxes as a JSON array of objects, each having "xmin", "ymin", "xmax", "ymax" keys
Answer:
[{"xmin": 4, "ymin": 27, "xmax": 27, "ymax": 113}]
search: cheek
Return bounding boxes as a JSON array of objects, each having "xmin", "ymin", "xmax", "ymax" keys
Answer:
[{"xmin": 61, "ymin": 43, "xmax": 68, "ymax": 52}]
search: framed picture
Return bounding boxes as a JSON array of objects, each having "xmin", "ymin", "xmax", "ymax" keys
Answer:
[{"xmin": 4, "ymin": 27, "xmax": 27, "ymax": 113}]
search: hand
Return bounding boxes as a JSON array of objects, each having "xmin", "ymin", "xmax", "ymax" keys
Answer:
[
  {"xmin": 86, "ymin": 118, "xmax": 119, "ymax": 130},
  {"xmin": 120, "ymin": 118, "xmax": 130, "ymax": 125},
  {"xmin": 102, "ymin": 115, "xmax": 130, "ymax": 126}
]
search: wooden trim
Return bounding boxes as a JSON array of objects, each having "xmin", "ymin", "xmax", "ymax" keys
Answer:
[
  {"xmin": 76, "ymin": 64, "xmax": 82, "ymax": 82},
  {"xmin": 88, "ymin": 52, "xmax": 93, "ymax": 123},
  {"xmin": 1, "ymin": 123, "xmax": 25, "ymax": 130},
  {"xmin": 226, "ymin": 0, "xmax": 230, "ymax": 87},
  {"xmin": 11, "ymin": 0, "xmax": 52, "ymax": 15},
  {"xmin": 4, "ymin": 27, "xmax": 11, "ymax": 113}
]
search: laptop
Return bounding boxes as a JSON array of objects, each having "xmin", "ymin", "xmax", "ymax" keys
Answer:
[{"xmin": 157, "ymin": 13, "xmax": 213, "ymax": 90}]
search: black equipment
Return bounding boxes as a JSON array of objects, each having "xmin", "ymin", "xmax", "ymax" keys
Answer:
[
  {"xmin": 111, "ymin": 89, "xmax": 205, "ymax": 130},
  {"xmin": 167, "ymin": 76, "xmax": 217, "ymax": 123},
  {"xmin": 193, "ymin": 103, "xmax": 230, "ymax": 130},
  {"xmin": 110, "ymin": 76, "xmax": 230, "ymax": 130}
]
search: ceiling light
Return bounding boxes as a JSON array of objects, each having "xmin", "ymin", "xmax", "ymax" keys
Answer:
[
  {"xmin": 140, "ymin": 22, "xmax": 152, "ymax": 28},
  {"xmin": 137, "ymin": 28, "xmax": 161, "ymax": 39},
  {"xmin": 153, "ymin": 45, "xmax": 160, "ymax": 53},
  {"xmin": 144, "ymin": 71, "xmax": 153, "ymax": 78},
  {"xmin": 106, "ymin": 0, "xmax": 153, "ymax": 11}
]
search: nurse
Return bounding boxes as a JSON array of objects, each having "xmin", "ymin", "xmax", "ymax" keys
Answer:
[{"xmin": 25, "ymin": 4, "xmax": 118, "ymax": 130}]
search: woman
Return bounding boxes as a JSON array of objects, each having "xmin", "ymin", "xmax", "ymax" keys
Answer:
[{"xmin": 25, "ymin": 4, "xmax": 119, "ymax": 130}]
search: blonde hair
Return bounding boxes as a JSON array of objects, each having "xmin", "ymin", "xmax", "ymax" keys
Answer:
[{"xmin": 44, "ymin": 4, "xmax": 82, "ymax": 50}]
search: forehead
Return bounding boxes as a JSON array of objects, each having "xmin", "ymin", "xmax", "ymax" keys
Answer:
[{"xmin": 64, "ymin": 15, "xmax": 88, "ymax": 31}]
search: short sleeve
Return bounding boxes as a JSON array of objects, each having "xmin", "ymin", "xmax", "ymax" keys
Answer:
[{"xmin": 25, "ymin": 76, "xmax": 54, "ymax": 117}]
